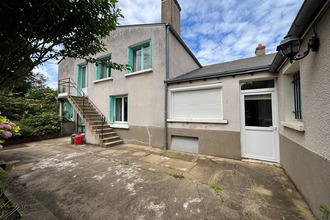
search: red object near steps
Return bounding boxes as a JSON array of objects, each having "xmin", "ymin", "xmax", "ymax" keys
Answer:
[{"xmin": 74, "ymin": 135, "xmax": 83, "ymax": 145}]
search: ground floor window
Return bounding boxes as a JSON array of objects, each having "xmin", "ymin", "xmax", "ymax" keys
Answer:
[
  {"xmin": 169, "ymin": 84, "xmax": 223, "ymax": 122},
  {"xmin": 110, "ymin": 95, "xmax": 128, "ymax": 124},
  {"xmin": 292, "ymin": 71, "xmax": 302, "ymax": 119},
  {"xmin": 65, "ymin": 101, "xmax": 74, "ymax": 121}
]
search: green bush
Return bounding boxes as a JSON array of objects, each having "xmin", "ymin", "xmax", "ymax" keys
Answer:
[{"xmin": 0, "ymin": 73, "xmax": 62, "ymax": 139}]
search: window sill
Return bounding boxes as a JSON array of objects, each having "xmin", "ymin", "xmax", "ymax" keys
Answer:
[
  {"xmin": 281, "ymin": 121, "xmax": 305, "ymax": 131},
  {"xmin": 93, "ymin": 77, "xmax": 113, "ymax": 83},
  {"xmin": 125, "ymin": 69, "xmax": 152, "ymax": 77},
  {"xmin": 167, "ymin": 119, "xmax": 228, "ymax": 124},
  {"xmin": 110, "ymin": 124, "xmax": 129, "ymax": 129}
]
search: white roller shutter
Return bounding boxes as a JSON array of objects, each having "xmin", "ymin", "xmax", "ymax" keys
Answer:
[{"xmin": 170, "ymin": 84, "xmax": 222, "ymax": 121}]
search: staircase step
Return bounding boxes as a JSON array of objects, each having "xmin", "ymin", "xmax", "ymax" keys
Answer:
[
  {"xmin": 92, "ymin": 125, "xmax": 110, "ymax": 130},
  {"xmin": 89, "ymin": 121, "xmax": 105, "ymax": 124},
  {"xmin": 95, "ymin": 129, "xmax": 114, "ymax": 134},
  {"xmin": 75, "ymin": 106, "xmax": 95, "ymax": 110},
  {"xmin": 101, "ymin": 136, "xmax": 120, "ymax": 143},
  {"xmin": 66, "ymin": 95, "xmax": 124, "ymax": 147},
  {"xmin": 84, "ymin": 113, "xmax": 100, "ymax": 117},
  {"xmin": 85, "ymin": 116, "xmax": 101, "ymax": 120},
  {"xmin": 103, "ymin": 140, "xmax": 123, "ymax": 148},
  {"xmin": 81, "ymin": 110, "xmax": 97, "ymax": 114},
  {"xmin": 99, "ymin": 133, "xmax": 117, "ymax": 139}
]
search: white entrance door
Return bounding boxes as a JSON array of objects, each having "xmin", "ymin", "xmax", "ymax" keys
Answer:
[{"xmin": 241, "ymin": 89, "xmax": 279, "ymax": 162}]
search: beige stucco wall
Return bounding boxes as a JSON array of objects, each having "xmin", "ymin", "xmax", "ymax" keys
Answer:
[
  {"xmin": 277, "ymin": 8, "xmax": 330, "ymax": 216},
  {"xmin": 277, "ymin": 8, "xmax": 330, "ymax": 161},
  {"xmin": 59, "ymin": 25, "xmax": 167, "ymax": 128},
  {"xmin": 169, "ymin": 32, "xmax": 200, "ymax": 78},
  {"xmin": 167, "ymin": 70, "xmax": 277, "ymax": 157},
  {"xmin": 58, "ymin": 24, "xmax": 202, "ymax": 147}
]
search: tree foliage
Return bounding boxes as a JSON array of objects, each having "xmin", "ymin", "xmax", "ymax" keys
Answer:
[
  {"xmin": 0, "ymin": 0, "xmax": 126, "ymax": 90},
  {"xmin": 0, "ymin": 73, "xmax": 62, "ymax": 138}
]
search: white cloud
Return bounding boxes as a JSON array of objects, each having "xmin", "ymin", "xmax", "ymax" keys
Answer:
[
  {"xmin": 33, "ymin": 60, "xmax": 58, "ymax": 90},
  {"xmin": 41, "ymin": 0, "xmax": 303, "ymax": 86}
]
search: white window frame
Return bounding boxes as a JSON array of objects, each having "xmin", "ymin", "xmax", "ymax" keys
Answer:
[
  {"xmin": 280, "ymin": 61, "xmax": 305, "ymax": 131},
  {"xmin": 114, "ymin": 96, "xmax": 128, "ymax": 123},
  {"xmin": 168, "ymin": 83, "xmax": 227, "ymax": 123}
]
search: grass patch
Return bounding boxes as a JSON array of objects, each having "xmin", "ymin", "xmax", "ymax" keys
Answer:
[
  {"xmin": 203, "ymin": 182, "xmax": 223, "ymax": 196},
  {"xmin": 0, "ymin": 169, "xmax": 22, "ymax": 219},
  {"xmin": 121, "ymin": 160, "xmax": 129, "ymax": 166},
  {"xmin": 320, "ymin": 205, "xmax": 329, "ymax": 220},
  {"xmin": 170, "ymin": 173, "xmax": 185, "ymax": 179}
]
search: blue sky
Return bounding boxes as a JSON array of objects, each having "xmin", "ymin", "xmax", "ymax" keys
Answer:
[{"xmin": 40, "ymin": 0, "xmax": 303, "ymax": 89}]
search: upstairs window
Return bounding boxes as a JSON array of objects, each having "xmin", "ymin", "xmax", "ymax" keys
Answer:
[
  {"xmin": 128, "ymin": 41, "xmax": 151, "ymax": 73},
  {"xmin": 96, "ymin": 55, "xmax": 112, "ymax": 80}
]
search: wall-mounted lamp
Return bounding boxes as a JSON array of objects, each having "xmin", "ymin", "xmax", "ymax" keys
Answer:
[{"xmin": 276, "ymin": 35, "xmax": 319, "ymax": 62}]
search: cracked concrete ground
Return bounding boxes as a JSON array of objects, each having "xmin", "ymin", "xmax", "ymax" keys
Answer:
[{"xmin": 0, "ymin": 137, "xmax": 315, "ymax": 220}]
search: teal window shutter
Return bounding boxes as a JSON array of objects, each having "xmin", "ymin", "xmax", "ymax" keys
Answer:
[
  {"xmin": 108, "ymin": 56, "xmax": 112, "ymax": 78},
  {"xmin": 96, "ymin": 60, "xmax": 101, "ymax": 80},
  {"xmin": 128, "ymin": 48, "xmax": 133, "ymax": 73},
  {"xmin": 65, "ymin": 101, "xmax": 70, "ymax": 119},
  {"xmin": 109, "ymin": 96, "xmax": 114, "ymax": 124},
  {"xmin": 77, "ymin": 65, "xmax": 81, "ymax": 96}
]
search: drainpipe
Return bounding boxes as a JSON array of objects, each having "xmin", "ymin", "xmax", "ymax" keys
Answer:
[
  {"xmin": 59, "ymin": 100, "xmax": 64, "ymax": 136},
  {"xmin": 164, "ymin": 24, "xmax": 170, "ymax": 150}
]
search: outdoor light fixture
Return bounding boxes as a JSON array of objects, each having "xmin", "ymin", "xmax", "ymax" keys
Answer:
[{"xmin": 276, "ymin": 35, "xmax": 319, "ymax": 62}]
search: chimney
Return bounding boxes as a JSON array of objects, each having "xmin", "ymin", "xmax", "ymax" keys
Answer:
[
  {"xmin": 255, "ymin": 44, "xmax": 266, "ymax": 56},
  {"xmin": 161, "ymin": 0, "xmax": 181, "ymax": 35}
]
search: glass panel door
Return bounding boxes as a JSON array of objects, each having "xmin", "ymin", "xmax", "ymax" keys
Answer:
[
  {"xmin": 81, "ymin": 65, "xmax": 87, "ymax": 89},
  {"xmin": 244, "ymin": 94, "xmax": 272, "ymax": 127}
]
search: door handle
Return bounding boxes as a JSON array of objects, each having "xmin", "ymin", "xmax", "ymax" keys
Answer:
[{"xmin": 274, "ymin": 127, "xmax": 277, "ymax": 131}]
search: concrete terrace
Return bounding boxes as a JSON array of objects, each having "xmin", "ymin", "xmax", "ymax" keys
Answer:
[{"xmin": 0, "ymin": 137, "xmax": 315, "ymax": 220}]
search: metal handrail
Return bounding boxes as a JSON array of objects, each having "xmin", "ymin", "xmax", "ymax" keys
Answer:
[{"xmin": 58, "ymin": 77, "xmax": 106, "ymax": 138}]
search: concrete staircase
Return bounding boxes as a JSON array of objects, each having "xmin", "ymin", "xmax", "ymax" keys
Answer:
[{"xmin": 67, "ymin": 96, "xmax": 123, "ymax": 147}]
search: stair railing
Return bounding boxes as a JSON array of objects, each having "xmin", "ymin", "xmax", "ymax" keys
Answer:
[{"xmin": 58, "ymin": 77, "xmax": 106, "ymax": 138}]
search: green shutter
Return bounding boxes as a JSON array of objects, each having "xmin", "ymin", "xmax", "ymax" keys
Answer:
[
  {"xmin": 65, "ymin": 101, "xmax": 70, "ymax": 119},
  {"xmin": 109, "ymin": 96, "xmax": 114, "ymax": 124},
  {"xmin": 128, "ymin": 48, "xmax": 133, "ymax": 73},
  {"xmin": 96, "ymin": 60, "xmax": 101, "ymax": 80},
  {"xmin": 77, "ymin": 65, "xmax": 81, "ymax": 96},
  {"xmin": 108, "ymin": 56, "xmax": 112, "ymax": 77}
]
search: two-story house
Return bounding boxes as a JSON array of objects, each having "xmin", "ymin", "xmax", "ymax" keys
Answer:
[{"xmin": 58, "ymin": 0, "xmax": 201, "ymax": 147}]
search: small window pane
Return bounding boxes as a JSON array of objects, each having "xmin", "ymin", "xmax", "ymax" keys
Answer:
[
  {"xmin": 143, "ymin": 46, "xmax": 150, "ymax": 70},
  {"xmin": 124, "ymin": 97, "xmax": 128, "ymax": 122},
  {"xmin": 241, "ymin": 80, "xmax": 274, "ymax": 90},
  {"xmin": 133, "ymin": 49, "xmax": 142, "ymax": 72},
  {"xmin": 245, "ymin": 94, "xmax": 272, "ymax": 127},
  {"xmin": 115, "ymin": 98, "xmax": 122, "ymax": 121},
  {"xmin": 292, "ymin": 71, "xmax": 302, "ymax": 119},
  {"xmin": 100, "ymin": 64, "xmax": 107, "ymax": 79}
]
